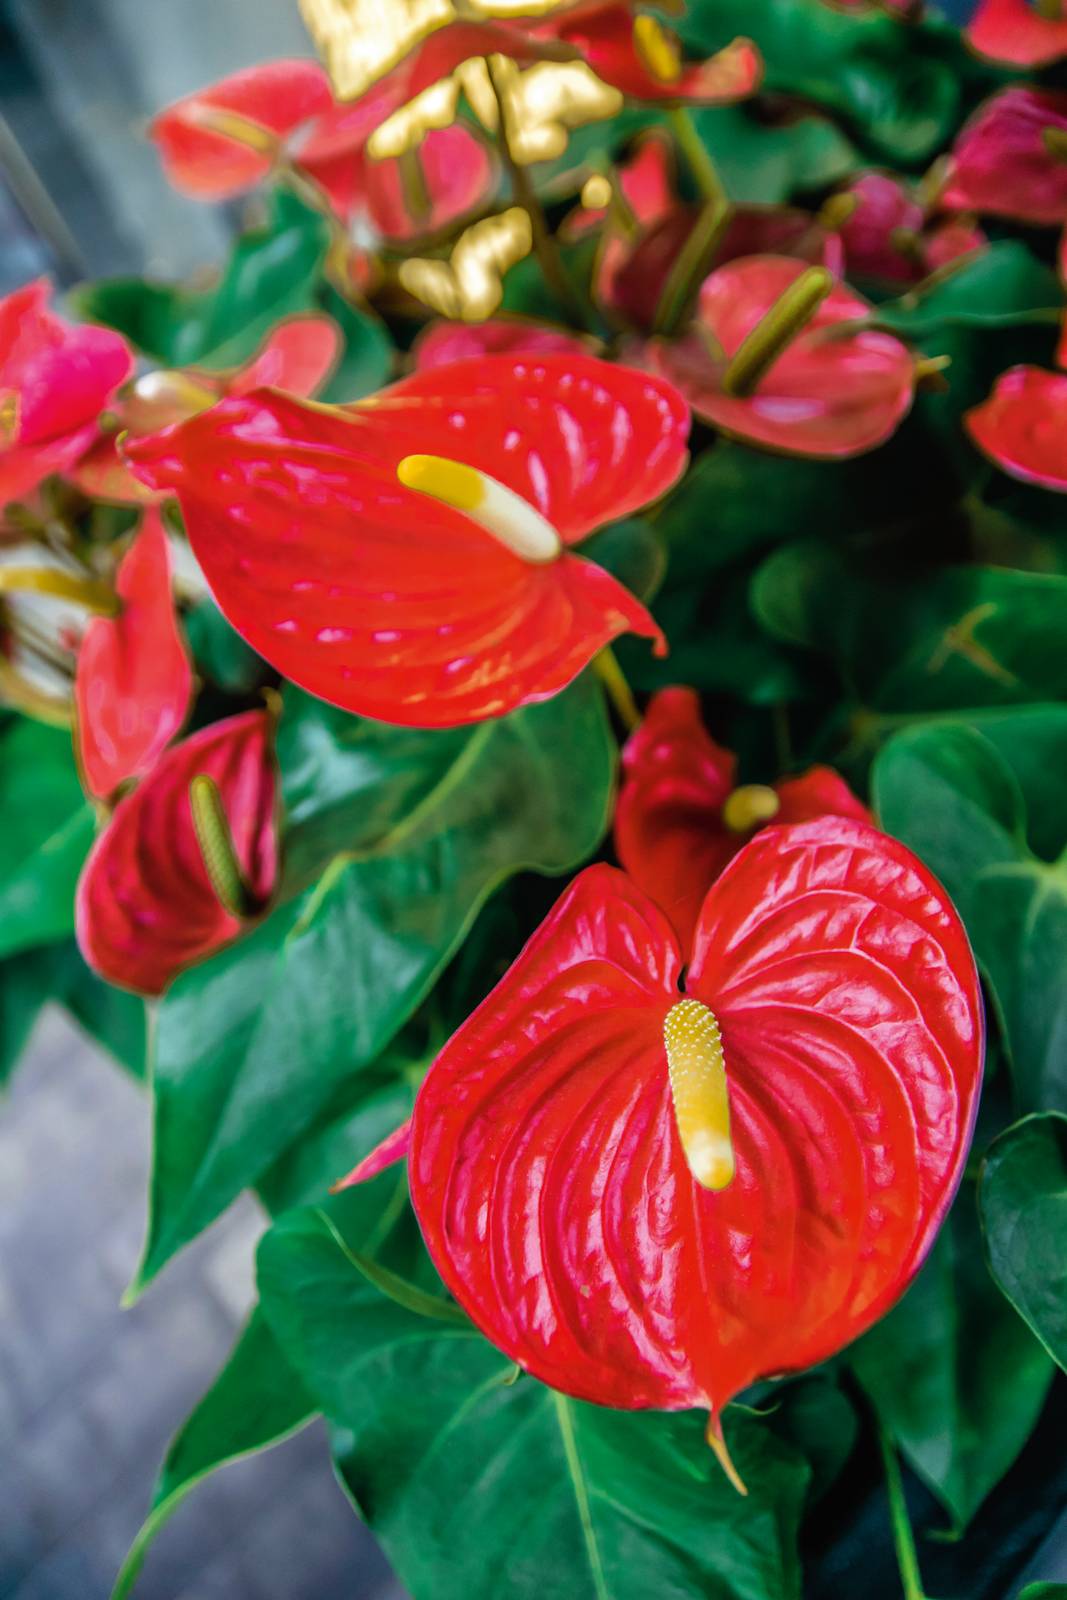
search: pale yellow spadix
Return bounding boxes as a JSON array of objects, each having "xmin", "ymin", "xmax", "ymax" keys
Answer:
[
  {"xmin": 663, "ymin": 999, "xmax": 734, "ymax": 1191},
  {"xmin": 721, "ymin": 783, "xmax": 780, "ymax": 834},
  {"xmin": 632, "ymin": 14, "xmax": 682, "ymax": 83},
  {"xmin": 397, "ymin": 454, "xmax": 563, "ymax": 564}
]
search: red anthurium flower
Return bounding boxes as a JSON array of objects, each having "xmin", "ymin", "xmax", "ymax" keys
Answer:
[
  {"xmin": 0, "ymin": 279, "xmax": 133, "ymax": 507},
  {"xmin": 76, "ymin": 710, "xmax": 276, "ymax": 996},
  {"xmin": 72, "ymin": 313, "xmax": 341, "ymax": 505},
  {"xmin": 343, "ymin": 827, "xmax": 981, "ymax": 1445},
  {"xmin": 966, "ymin": 366, "xmax": 1067, "ymax": 492},
  {"xmin": 835, "ymin": 172, "xmax": 985, "ymax": 287},
  {"xmin": 614, "ymin": 686, "xmax": 869, "ymax": 948},
  {"xmin": 125, "ymin": 354, "xmax": 689, "ymax": 728},
  {"xmin": 539, "ymin": 5, "xmax": 760, "ymax": 105},
  {"xmin": 941, "ymin": 87, "xmax": 1067, "ymax": 226},
  {"xmin": 966, "ymin": 0, "xmax": 1067, "ymax": 66},
  {"xmin": 151, "ymin": 59, "xmax": 493, "ymax": 242},
  {"xmin": 649, "ymin": 255, "xmax": 915, "ymax": 459},
  {"xmin": 412, "ymin": 318, "xmax": 589, "ymax": 370},
  {"xmin": 73, "ymin": 509, "xmax": 193, "ymax": 801}
]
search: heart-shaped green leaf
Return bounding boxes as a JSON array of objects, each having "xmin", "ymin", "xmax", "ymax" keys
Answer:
[{"xmin": 980, "ymin": 1112, "xmax": 1067, "ymax": 1373}]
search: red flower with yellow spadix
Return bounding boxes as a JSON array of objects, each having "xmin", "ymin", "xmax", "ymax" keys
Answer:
[
  {"xmin": 125, "ymin": 355, "xmax": 690, "ymax": 728},
  {"xmin": 76, "ymin": 709, "xmax": 277, "ymax": 996},
  {"xmin": 614, "ymin": 687, "xmax": 870, "ymax": 947},
  {"xmin": 340, "ymin": 823, "xmax": 982, "ymax": 1478}
]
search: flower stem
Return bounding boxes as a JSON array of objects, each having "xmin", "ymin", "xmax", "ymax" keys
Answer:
[
  {"xmin": 878, "ymin": 1424, "xmax": 928, "ymax": 1600},
  {"xmin": 487, "ymin": 60, "xmax": 592, "ymax": 330},
  {"xmin": 594, "ymin": 647, "xmax": 640, "ymax": 733},
  {"xmin": 668, "ymin": 107, "xmax": 728, "ymax": 210}
]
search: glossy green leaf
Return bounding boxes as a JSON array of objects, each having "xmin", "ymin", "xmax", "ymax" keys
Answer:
[
  {"xmin": 691, "ymin": 106, "xmax": 857, "ymax": 205},
  {"xmin": 74, "ymin": 191, "xmax": 329, "ymax": 369},
  {"xmin": 581, "ymin": 517, "xmax": 665, "ymax": 604},
  {"xmin": 315, "ymin": 288, "xmax": 394, "ymax": 404},
  {"xmin": 0, "ymin": 718, "xmax": 94, "ymax": 960},
  {"xmin": 754, "ymin": 544, "xmax": 1067, "ymax": 714},
  {"xmin": 1020, "ymin": 1584, "xmax": 1067, "ymax": 1599},
  {"xmin": 131, "ymin": 676, "xmax": 614, "ymax": 1291},
  {"xmin": 980, "ymin": 1113, "xmax": 1067, "ymax": 1372},
  {"xmin": 874, "ymin": 716, "xmax": 1067, "ymax": 1112},
  {"xmin": 851, "ymin": 1190, "xmax": 1054, "ymax": 1533},
  {"xmin": 53, "ymin": 941, "xmax": 148, "ymax": 1079},
  {"xmin": 258, "ymin": 1197, "xmax": 810, "ymax": 1600},
  {"xmin": 110, "ymin": 1309, "xmax": 315, "ymax": 1600},
  {"xmin": 183, "ymin": 597, "xmax": 266, "ymax": 694},
  {"xmin": 878, "ymin": 244, "xmax": 1062, "ymax": 337}
]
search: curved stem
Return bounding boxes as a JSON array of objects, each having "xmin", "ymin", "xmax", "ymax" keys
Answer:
[
  {"xmin": 593, "ymin": 647, "xmax": 640, "ymax": 734},
  {"xmin": 667, "ymin": 107, "xmax": 728, "ymax": 210},
  {"xmin": 486, "ymin": 60, "xmax": 592, "ymax": 331},
  {"xmin": 878, "ymin": 1424, "xmax": 928, "ymax": 1600}
]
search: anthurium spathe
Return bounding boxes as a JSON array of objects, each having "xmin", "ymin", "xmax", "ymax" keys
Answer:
[
  {"xmin": 76, "ymin": 709, "xmax": 276, "ymax": 995},
  {"xmin": 835, "ymin": 172, "xmax": 984, "ymax": 287},
  {"xmin": 73, "ymin": 509, "xmax": 193, "ymax": 800},
  {"xmin": 537, "ymin": 5, "xmax": 761, "ymax": 106},
  {"xmin": 72, "ymin": 313, "xmax": 342, "ymax": 505},
  {"xmin": 966, "ymin": 0, "xmax": 1067, "ymax": 67},
  {"xmin": 125, "ymin": 354, "xmax": 690, "ymax": 728},
  {"xmin": 412, "ymin": 317, "xmax": 589, "ymax": 370},
  {"xmin": 942, "ymin": 87, "xmax": 1067, "ymax": 226},
  {"xmin": 150, "ymin": 59, "xmax": 494, "ymax": 244},
  {"xmin": 614, "ymin": 686, "xmax": 870, "ymax": 947},
  {"xmin": 344, "ymin": 824, "xmax": 982, "ymax": 1448},
  {"xmin": 649, "ymin": 255, "xmax": 916, "ymax": 458},
  {"xmin": 0, "ymin": 279, "xmax": 132, "ymax": 507},
  {"xmin": 966, "ymin": 366, "xmax": 1067, "ymax": 492}
]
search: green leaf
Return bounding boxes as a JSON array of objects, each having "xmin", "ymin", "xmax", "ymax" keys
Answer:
[
  {"xmin": 258, "ymin": 1199, "xmax": 810, "ymax": 1600},
  {"xmin": 1020, "ymin": 1585, "xmax": 1067, "ymax": 1599},
  {"xmin": 581, "ymin": 517, "xmax": 665, "ymax": 603},
  {"xmin": 754, "ymin": 543, "xmax": 1067, "ymax": 713},
  {"xmin": 0, "ymin": 718, "xmax": 94, "ymax": 960},
  {"xmin": 874, "ymin": 716, "xmax": 1067, "ymax": 1112},
  {"xmin": 110, "ymin": 1309, "xmax": 315, "ymax": 1600},
  {"xmin": 0, "ymin": 944, "xmax": 56, "ymax": 1089},
  {"xmin": 131, "ymin": 675, "xmax": 614, "ymax": 1291},
  {"xmin": 980, "ymin": 1112, "xmax": 1067, "ymax": 1373},
  {"xmin": 315, "ymin": 288, "xmax": 394, "ymax": 403},
  {"xmin": 878, "ymin": 243, "xmax": 1062, "ymax": 336},
  {"xmin": 75, "ymin": 191, "xmax": 329, "ymax": 369},
  {"xmin": 851, "ymin": 1191, "xmax": 1054, "ymax": 1533},
  {"xmin": 1, "ymin": 939, "xmax": 146, "ymax": 1092},
  {"xmin": 761, "ymin": 1374, "xmax": 859, "ymax": 1507},
  {"xmin": 691, "ymin": 105, "xmax": 857, "ymax": 206}
]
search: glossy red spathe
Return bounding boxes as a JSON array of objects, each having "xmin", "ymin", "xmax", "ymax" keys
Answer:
[
  {"xmin": 412, "ymin": 318, "xmax": 589, "ymax": 371},
  {"xmin": 72, "ymin": 313, "xmax": 342, "ymax": 506},
  {"xmin": 966, "ymin": 0, "xmax": 1067, "ymax": 67},
  {"xmin": 540, "ymin": 5, "xmax": 761, "ymax": 105},
  {"xmin": 361, "ymin": 825, "xmax": 980, "ymax": 1419},
  {"xmin": 614, "ymin": 687, "xmax": 869, "ymax": 947},
  {"xmin": 150, "ymin": 59, "xmax": 493, "ymax": 242},
  {"xmin": 942, "ymin": 87, "xmax": 1067, "ymax": 226},
  {"xmin": 125, "ymin": 354, "xmax": 690, "ymax": 728},
  {"xmin": 649, "ymin": 255, "xmax": 915, "ymax": 458},
  {"xmin": 0, "ymin": 279, "xmax": 133, "ymax": 507},
  {"xmin": 74, "ymin": 509, "xmax": 193, "ymax": 800},
  {"xmin": 76, "ymin": 710, "xmax": 277, "ymax": 996},
  {"xmin": 966, "ymin": 366, "xmax": 1067, "ymax": 492}
]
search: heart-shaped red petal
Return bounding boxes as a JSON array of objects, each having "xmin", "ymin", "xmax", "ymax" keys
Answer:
[
  {"xmin": 74, "ymin": 509, "xmax": 193, "ymax": 800},
  {"xmin": 942, "ymin": 86, "xmax": 1067, "ymax": 225},
  {"xmin": 75, "ymin": 710, "xmax": 276, "ymax": 995},
  {"xmin": 125, "ymin": 356, "xmax": 688, "ymax": 727},
  {"xmin": 966, "ymin": 0, "xmax": 1067, "ymax": 67},
  {"xmin": 408, "ymin": 822, "xmax": 981, "ymax": 1417},
  {"xmin": 650, "ymin": 255, "xmax": 914, "ymax": 458},
  {"xmin": 966, "ymin": 365, "xmax": 1067, "ymax": 491}
]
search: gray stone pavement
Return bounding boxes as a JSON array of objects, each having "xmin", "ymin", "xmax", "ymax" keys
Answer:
[{"xmin": 1, "ymin": 1008, "xmax": 403, "ymax": 1600}]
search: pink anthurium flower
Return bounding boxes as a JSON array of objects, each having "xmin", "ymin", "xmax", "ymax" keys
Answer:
[
  {"xmin": 0, "ymin": 280, "xmax": 132, "ymax": 507},
  {"xmin": 72, "ymin": 313, "xmax": 342, "ymax": 505},
  {"xmin": 614, "ymin": 686, "xmax": 870, "ymax": 948},
  {"xmin": 150, "ymin": 59, "xmax": 494, "ymax": 243},
  {"xmin": 412, "ymin": 317, "xmax": 589, "ymax": 370},
  {"xmin": 941, "ymin": 87, "xmax": 1067, "ymax": 226},
  {"xmin": 966, "ymin": 0, "xmax": 1067, "ymax": 67},
  {"xmin": 124, "ymin": 353, "xmax": 690, "ymax": 729},
  {"xmin": 73, "ymin": 509, "xmax": 193, "ymax": 801},
  {"xmin": 76, "ymin": 709, "xmax": 277, "ymax": 996},
  {"xmin": 966, "ymin": 366, "xmax": 1067, "ymax": 492},
  {"xmin": 649, "ymin": 255, "xmax": 916, "ymax": 459}
]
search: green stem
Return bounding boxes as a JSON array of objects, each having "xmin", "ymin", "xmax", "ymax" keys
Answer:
[
  {"xmin": 653, "ymin": 197, "xmax": 732, "ymax": 336},
  {"xmin": 721, "ymin": 266, "xmax": 833, "ymax": 397},
  {"xmin": 189, "ymin": 774, "xmax": 256, "ymax": 919},
  {"xmin": 667, "ymin": 107, "xmax": 729, "ymax": 210},
  {"xmin": 487, "ymin": 61, "xmax": 592, "ymax": 331},
  {"xmin": 594, "ymin": 647, "xmax": 640, "ymax": 734},
  {"xmin": 0, "ymin": 566, "xmax": 119, "ymax": 615},
  {"xmin": 878, "ymin": 1425, "xmax": 928, "ymax": 1600}
]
